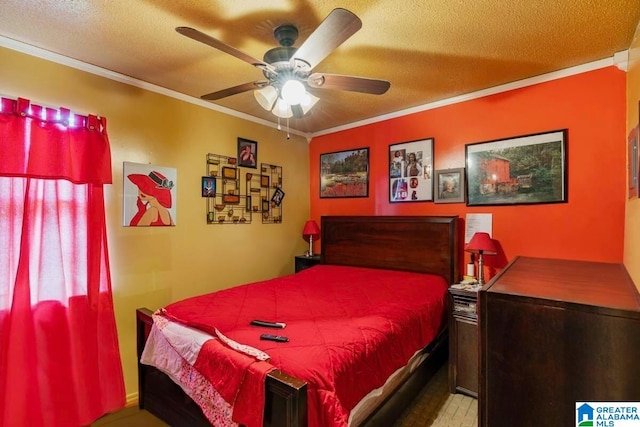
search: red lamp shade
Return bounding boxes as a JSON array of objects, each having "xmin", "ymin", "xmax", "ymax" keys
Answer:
[
  {"xmin": 465, "ymin": 232, "xmax": 497, "ymax": 255},
  {"xmin": 302, "ymin": 220, "xmax": 320, "ymax": 240}
]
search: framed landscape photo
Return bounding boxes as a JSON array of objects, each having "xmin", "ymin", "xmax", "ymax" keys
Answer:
[
  {"xmin": 465, "ymin": 129, "xmax": 567, "ymax": 206},
  {"xmin": 320, "ymin": 148, "xmax": 369, "ymax": 198},
  {"xmin": 237, "ymin": 137, "xmax": 257, "ymax": 168},
  {"xmin": 389, "ymin": 138, "xmax": 434, "ymax": 202},
  {"xmin": 434, "ymin": 168, "xmax": 465, "ymax": 203}
]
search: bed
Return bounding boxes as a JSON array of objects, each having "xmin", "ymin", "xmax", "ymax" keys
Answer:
[{"xmin": 136, "ymin": 215, "xmax": 459, "ymax": 427}]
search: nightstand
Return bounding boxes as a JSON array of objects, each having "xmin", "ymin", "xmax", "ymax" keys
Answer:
[
  {"xmin": 448, "ymin": 284, "xmax": 479, "ymax": 398},
  {"xmin": 294, "ymin": 255, "xmax": 321, "ymax": 273}
]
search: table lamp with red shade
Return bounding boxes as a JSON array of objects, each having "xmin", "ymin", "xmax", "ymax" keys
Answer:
[
  {"xmin": 302, "ymin": 220, "xmax": 320, "ymax": 257},
  {"xmin": 465, "ymin": 232, "xmax": 497, "ymax": 285}
]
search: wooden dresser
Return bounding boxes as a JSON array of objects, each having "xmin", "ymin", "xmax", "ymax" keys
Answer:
[{"xmin": 478, "ymin": 256, "xmax": 640, "ymax": 427}]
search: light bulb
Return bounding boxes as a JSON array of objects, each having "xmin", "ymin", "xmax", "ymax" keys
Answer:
[{"xmin": 281, "ymin": 80, "xmax": 306, "ymax": 105}]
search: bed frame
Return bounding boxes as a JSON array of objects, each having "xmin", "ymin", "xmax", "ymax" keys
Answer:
[{"xmin": 136, "ymin": 215, "xmax": 459, "ymax": 427}]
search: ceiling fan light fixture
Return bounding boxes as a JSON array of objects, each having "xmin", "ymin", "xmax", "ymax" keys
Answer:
[
  {"xmin": 272, "ymin": 98, "xmax": 293, "ymax": 118},
  {"xmin": 281, "ymin": 79, "xmax": 306, "ymax": 105},
  {"xmin": 300, "ymin": 92, "xmax": 319, "ymax": 115},
  {"xmin": 254, "ymin": 85, "xmax": 278, "ymax": 110}
]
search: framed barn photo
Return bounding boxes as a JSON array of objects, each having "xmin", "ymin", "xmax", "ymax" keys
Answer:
[
  {"xmin": 465, "ymin": 129, "xmax": 567, "ymax": 206},
  {"xmin": 434, "ymin": 168, "xmax": 465, "ymax": 203},
  {"xmin": 389, "ymin": 138, "xmax": 434, "ymax": 202},
  {"xmin": 320, "ymin": 148, "xmax": 369, "ymax": 198}
]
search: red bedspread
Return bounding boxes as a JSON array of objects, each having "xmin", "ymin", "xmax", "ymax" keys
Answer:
[{"xmin": 161, "ymin": 264, "xmax": 448, "ymax": 427}]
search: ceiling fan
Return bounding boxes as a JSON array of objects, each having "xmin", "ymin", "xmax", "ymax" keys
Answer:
[{"xmin": 176, "ymin": 8, "xmax": 390, "ymax": 119}]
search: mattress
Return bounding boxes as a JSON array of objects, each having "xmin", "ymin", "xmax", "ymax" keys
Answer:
[
  {"xmin": 141, "ymin": 319, "xmax": 432, "ymax": 426},
  {"xmin": 142, "ymin": 264, "xmax": 448, "ymax": 427}
]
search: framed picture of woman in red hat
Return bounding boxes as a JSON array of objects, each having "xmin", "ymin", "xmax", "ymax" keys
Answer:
[{"xmin": 123, "ymin": 162, "xmax": 177, "ymax": 226}]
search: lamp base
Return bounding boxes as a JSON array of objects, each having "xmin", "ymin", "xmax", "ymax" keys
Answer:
[
  {"xmin": 477, "ymin": 254, "xmax": 486, "ymax": 285},
  {"xmin": 307, "ymin": 235, "xmax": 314, "ymax": 257}
]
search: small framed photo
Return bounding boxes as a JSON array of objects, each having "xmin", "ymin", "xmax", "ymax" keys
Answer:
[
  {"xmin": 434, "ymin": 168, "xmax": 465, "ymax": 203},
  {"xmin": 271, "ymin": 187, "xmax": 285, "ymax": 207},
  {"xmin": 237, "ymin": 137, "xmax": 257, "ymax": 168},
  {"xmin": 201, "ymin": 176, "xmax": 216, "ymax": 198},
  {"xmin": 261, "ymin": 175, "xmax": 270, "ymax": 188},
  {"xmin": 389, "ymin": 138, "xmax": 434, "ymax": 202}
]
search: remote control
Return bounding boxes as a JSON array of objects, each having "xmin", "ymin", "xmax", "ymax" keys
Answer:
[
  {"xmin": 260, "ymin": 334, "xmax": 289, "ymax": 343},
  {"xmin": 250, "ymin": 319, "xmax": 286, "ymax": 329}
]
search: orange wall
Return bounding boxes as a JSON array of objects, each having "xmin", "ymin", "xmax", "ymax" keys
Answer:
[{"xmin": 310, "ymin": 67, "xmax": 626, "ymax": 278}]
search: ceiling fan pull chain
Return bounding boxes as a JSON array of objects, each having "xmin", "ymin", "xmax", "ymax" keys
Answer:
[
  {"xmin": 277, "ymin": 116, "xmax": 281, "ymax": 131},
  {"xmin": 286, "ymin": 117, "xmax": 290, "ymax": 140}
]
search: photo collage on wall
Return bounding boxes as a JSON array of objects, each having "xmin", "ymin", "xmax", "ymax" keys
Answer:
[{"xmin": 389, "ymin": 138, "xmax": 434, "ymax": 202}]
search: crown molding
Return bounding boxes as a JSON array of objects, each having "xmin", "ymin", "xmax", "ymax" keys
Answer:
[
  {"xmin": 312, "ymin": 51, "xmax": 629, "ymax": 138},
  {"xmin": 0, "ymin": 35, "xmax": 626, "ymax": 142},
  {"xmin": 0, "ymin": 35, "xmax": 311, "ymax": 140}
]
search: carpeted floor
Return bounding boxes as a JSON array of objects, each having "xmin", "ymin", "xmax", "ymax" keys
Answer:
[
  {"xmin": 92, "ymin": 364, "xmax": 477, "ymax": 427},
  {"xmin": 392, "ymin": 364, "xmax": 477, "ymax": 427}
]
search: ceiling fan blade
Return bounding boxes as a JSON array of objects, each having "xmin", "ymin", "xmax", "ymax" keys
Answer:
[
  {"xmin": 307, "ymin": 73, "xmax": 390, "ymax": 95},
  {"xmin": 201, "ymin": 81, "xmax": 268, "ymax": 101},
  {"xmin": 176, "ymin": 27, "xmax": 275, "ymax": 74},
  {"xmin": 291, "ymin": 8, "xmax": 362, "ymax": 70}
]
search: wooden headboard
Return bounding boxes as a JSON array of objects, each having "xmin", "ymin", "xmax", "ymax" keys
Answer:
[{"xmin": 320, "ymin": 215, "xmax": 459, "ymax": 285}]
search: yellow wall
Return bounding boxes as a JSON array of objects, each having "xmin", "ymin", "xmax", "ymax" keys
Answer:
[
  {"xmin": 625, "ymin": 21, "xmax": 640, "ymax": 291},
  {"xmin": 0, "ymin": 46, "xmax": 311, "ymax": 401}
]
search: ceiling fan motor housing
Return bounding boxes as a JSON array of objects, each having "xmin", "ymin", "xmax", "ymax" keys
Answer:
[
  {"xmin": 262, "ymin": 24, "xmax": 311, "ymax": 88},
  {"xmin": 273, "ymin": 24, "xmax": 298, "ymax": 47}
]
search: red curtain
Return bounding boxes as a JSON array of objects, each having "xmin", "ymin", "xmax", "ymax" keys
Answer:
[{"xmin": 0, "ymin": 98, "xmax": 125, "ymax": 426}]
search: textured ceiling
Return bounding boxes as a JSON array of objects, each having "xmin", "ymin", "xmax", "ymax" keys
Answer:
[{"xmin": 0, "ymin": 0, "xmax": 638, "ymax": 136}]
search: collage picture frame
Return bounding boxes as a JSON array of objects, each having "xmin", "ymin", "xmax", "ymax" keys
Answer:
[{"xmin": 389, "ymin": 138, "xmax": 434, "ymax": 202}]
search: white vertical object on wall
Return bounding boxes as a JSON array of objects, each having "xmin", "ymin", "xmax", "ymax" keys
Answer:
[{"xmin": 464, "ymin": 213, "xmax": 492, "ymax": 243}]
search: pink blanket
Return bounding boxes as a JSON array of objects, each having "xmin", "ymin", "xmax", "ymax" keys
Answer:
[{"xmin": 161, "ymin": 264, "xmax": 448, "ymax": 427}]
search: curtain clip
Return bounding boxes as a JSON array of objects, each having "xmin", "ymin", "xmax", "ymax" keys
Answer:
[
  {"xmin": 87, "ymin": 114, "xmax": 98, "ymax": 130},
  {"xmin": 59, "ymin": 107, "xmax": 71, "ymax": 126},
  {"xmin": 15, "ymin": 97, "xmax": 30, "ymax": 117}
]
